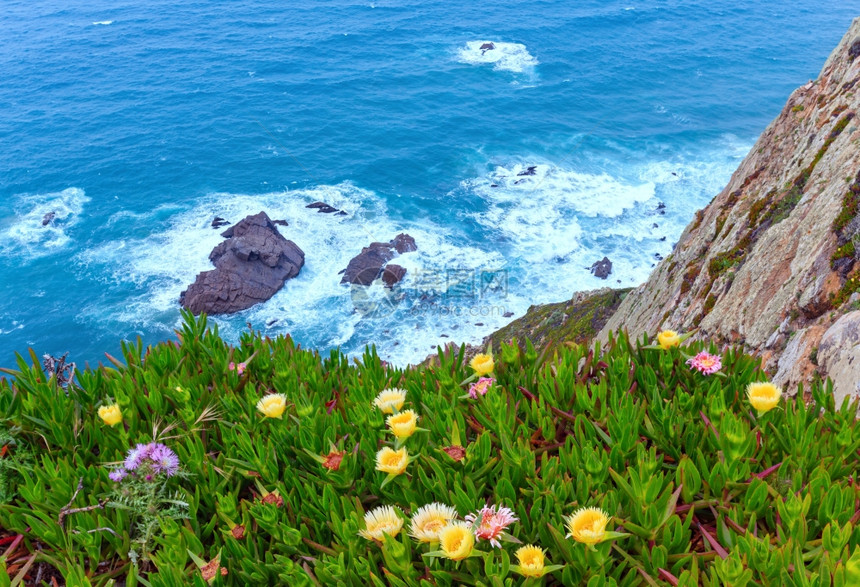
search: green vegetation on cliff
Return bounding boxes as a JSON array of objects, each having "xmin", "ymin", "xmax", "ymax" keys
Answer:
[
  {"xmin": 486, "ymin": 288, "xmax": 631, "ymax": 353},
  {"xmin": 0, "ymin": 314, "xmax": 859, "ymax": 585}
]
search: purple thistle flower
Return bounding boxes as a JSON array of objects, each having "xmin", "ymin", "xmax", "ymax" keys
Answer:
[
  {"xmin": 124, "ymin": 443, "xmax": 152, "ymax": 471},
  {"xmin": 149, "ymin": 443, "xmax": 180, "ymax": 477},
  {"xmin": 109, "ymin": 468, "xmax": 128, "ymax": 482}
]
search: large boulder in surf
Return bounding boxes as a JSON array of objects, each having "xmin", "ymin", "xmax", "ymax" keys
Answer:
[
  {"xmin": 180, "ymin": 211, "xmax": 304, "ymax": 315},
  {"xmin": 340, "ymin": 233, "xmax": 417, "ymax": 286}
]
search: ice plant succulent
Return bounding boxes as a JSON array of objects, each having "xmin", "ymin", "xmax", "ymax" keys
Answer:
[
  {"xmin": 468, "ymin": 377, "xmax": 494, "ymax": 399},
  {"xmin": 747, "ymin": 381, "xmax": 782, "ymax": 414},
  {"xmin": 409, "ymin": 502, "xmax": 458, "ymax": 543},
  {"xmin": 376, "ymin": 446, "xmax": 410, "ymax": 476},
  {"xmin": 373, "ymin": 388, "xmax": 407, "ymax": 414},
  {"xmin": 358, "ymin": 505, "xmax": 403, "ymax": 541},
  {"xmin": 657, "ymin": 330, "xmax": 681, "ymax": 349},
  {"xmin": 465, "ymin": 504, "xmax": 518, "ymax": 548},
  {"xmin": 566, "ymin": 507, "xmax": 609, "ymax": 546},
  {"xmin": 469, "ymin": 353, "xmax": 494, "ymax": 376},
  {"xmin": 387, "ymin": 409, "xmax": 419, "ymax": 440},
  {"xmin": 514, "ymin": 545, "xmax": 546, "ymax": 578},
  {"xmin": 438, "ymin": 521, "xmax": 475, "ymax": 560},
  {"xmin": 98, "ymin": 403, "xmax": 123, "ymax": 426},
  {"xmin": 686, "ymin": 351, "xmax": 722, "ymax": 375},
  {"xmin": 256, "ymin": 393, "xmax": 287, "ymax": 419}
]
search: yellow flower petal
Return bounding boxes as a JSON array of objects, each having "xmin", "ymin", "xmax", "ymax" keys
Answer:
[
  {"xmin": 387, "ymin": 410, "xmax": 418, "ymax": 440},
  {"xmin": 256, "ymin": 393, "xmax": 287, "ymax": 418},
  {"xmin": 376, "ymin": 446, "xmax": 409, "ymax": 475},
  {"xmin": 98, "ymin": 404, "xmax": 123, "ymax": 426},
  {"xmin": 358, "ymin": 505, "xmax": 403, "ymax": 541},
  {"xmin": 439, "ymin": 521, "xmax": 474, "ymax": 560},
  {"xmin": 469, "ymin": 354, "xmax": 494, "ymax": 376},
  {"xmin": 373, "ymin": 388, "xmax": 407, "ymax": 414},
  {"xmin": 409, "ymin": 502, "xmax": 458, "ymax": 543},
  {"xmin": 657, "ymin": 330, "xmax": 681, "ymax": 349},
  {"xmin": 747, "ymin": 381, "xmax": 782, "ymax": 414},
  {"xmin": 566, "ymin": 507, "xmax": 609, "ymax": 545},
  {"xmin": 515, "ymin": 545, "xmax": 546, "ymax": 577}
]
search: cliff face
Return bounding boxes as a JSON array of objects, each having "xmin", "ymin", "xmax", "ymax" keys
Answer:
[{"xmin": 599, "ymin": 18, "xmax": 860, "ymax": 404}]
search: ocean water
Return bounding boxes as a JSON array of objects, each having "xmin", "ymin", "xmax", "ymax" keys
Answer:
[{"xmin": 1, "ymin": 1, "xmax": 857, "ymax": 367}]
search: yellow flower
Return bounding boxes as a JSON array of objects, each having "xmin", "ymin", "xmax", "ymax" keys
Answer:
[
  {"xmin": 98, "ymin": 404, "xmax": 123, "ymax": 426},
  {"xmin": 515, "ymin": 545, "xmax": 546, "ymax": 578},
  {"xmin": 747, "ymin": 381, "xmax": 782, "ymax": 414},
  {"xmin": 376, "ymin": 446, "xmax": 409, "ymax": 475},
  {"xmin": 657, "ymin": 330, "xmax": 681, "ymax": 349},
  {"xmin": 566, "ymin": 507, "xmax": 609, "ymax": 545},
  {"xmin": 256, "ymin": 393, "xmax": 287, "ymax": 419},
  {"xmin": 469, "ymin": 353, "xmax": 494, "ymax": 376},
  {"xmin": 439, "ymin": 521, "xmax": 474, "ymax": 560},
  {"xmin": 409, "ymin": 502, "xmax": 458, "ymax": 543},
  {"xmin": 373, "ymin": 388, "xmax": 407, "ymax": 414},
  {"xmin": 387, "ymin": 410, "xmax": 418, "ymax": 440},
  {"xmin": 358, "ymin": 505, "xmax": 403, "ymax": 541}
]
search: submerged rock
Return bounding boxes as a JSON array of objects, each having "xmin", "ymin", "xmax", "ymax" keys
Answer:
[
  {"xmin": 341, "ymin": 233, "xmax": 417, "ymax": 286},
  {"xmin": 41, "ymin": 211, "xmax": 56, "ymax": 226},
  {"xmin": 590, "ymin": 257, "xmax": 613, "ymax": 279},
  {"xmin": 180, "ymin": 211, "xmax": 304, "ymax": 315}
]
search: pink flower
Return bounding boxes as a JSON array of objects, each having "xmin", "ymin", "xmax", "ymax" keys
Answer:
[
  {"xmin": 465, "ymin": 504, "xmax": 518, "ymax": 548},
  {"xmin": 468, "ymin": 377, "xmax": 495, "ymax": 399},
  {"xmin": 686, "ymin": 351, "xmax": 722, "ymax": 375},
  {"xmin": 229, "ymin": 361, "xmax": 247, "ymax": 376}
]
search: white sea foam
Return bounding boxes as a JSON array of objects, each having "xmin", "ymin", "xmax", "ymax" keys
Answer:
[
  {"xmin": 460, "ymin": 147, "xmax": 746, "ymax": 312},
  {"xmin": 457, "ymin": 41, "xmax": 538, "ymax": 73},
  {"xmin": 74, "ymin": 182, "xmax": 507, "ymax": 365},
  {"xmin": 92, "ymin": 20, "xmax": 113, "ymax": 25},
  {"xmin": 0, "ymin": 187, "xmax": 90, "ymax": 260}
]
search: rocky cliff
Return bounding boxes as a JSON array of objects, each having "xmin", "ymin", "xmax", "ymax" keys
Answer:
[{"xmin": 598, "ymin": 18, "xmax": 860, "ymax": 404}]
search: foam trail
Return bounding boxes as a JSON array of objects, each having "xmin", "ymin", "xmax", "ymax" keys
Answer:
[
  {"xmin": 0, "ymin": 188, "xmax": 90, "ymax": 261},
  {"xmin": 457, "ymin": 41, "xmax": 538, "ymax": 73},
  {"xmin": 92, "ymin": 20, "xmax": 113, "ymax": 25}
]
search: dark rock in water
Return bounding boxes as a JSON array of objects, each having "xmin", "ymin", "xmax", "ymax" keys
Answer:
[
  {"xmin": 211, "ymin": 216, "xmax": 230, "ymax": 229},
  {"xmin": 180, "ymin": 211, "xmax": 304, "ymax": 315},
  {"xmin": 41, "ymin": 211, "xmax": 56, "ymax": 226},
  {"xmin": 266, "ymin": 318, "xmax": 279, "ymax": 327},
  {"xmin": 659, "ymin": 236, "xmax": 666, "ymax": 241},
  {"xmin": 335, "ymin": 210, "xmax": 348, "ymax": 216},
  {"xmin": 656, "ymin": 202, "xmax": 666, "ymax": 215},
  {"xmin": 490, "ymin": 184, "xmax": 499, "ymax": 188},
  {"xmin": 480, "ymin": 42, "xmax": 495, "ymax": 54},
  {"xmin": 652, "ymin": 223, "xmax": 659, "ymax": 228},
  {"xmin": 503, "ymin": 311, "xmax": 514, "ymax": 318},
  {"xmin": 272, "ymin": 219, "xmax": 288, "ymax": 226},
  {"xmin": 392, "ymin": 233, "xmax": 417, "ymax": 253},
  {"xmin": 307, "ymin": 201, "xmax": 343, "ymax": 214},
  {"xmin": 654, "ymin": 253, "xmax": 664, "ymax": 260},
  {"xmin": 381, "ymin": 264, "xmax": 407, "ymax": 287},
  {"xmin": 475, "ymin": 322, "xmax": 484, "ymax": 326},
  {"xmin": 517, "ymin": 165, "xmax": 537, "ymax": 177},
  {"xmin": 590, "ymin": 256, "xmax": 612, "ymax": 279},
  {"xmin": 341, "ymin": 233, "xmax": 417, "ymax": 285}
]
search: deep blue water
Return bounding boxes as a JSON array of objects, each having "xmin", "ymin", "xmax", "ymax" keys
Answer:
[{"xmin": 1, "ymin": 1, "xmax": 857, "ymax": 366}]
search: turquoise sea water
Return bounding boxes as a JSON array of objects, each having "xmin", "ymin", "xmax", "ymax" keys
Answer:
[{"xmin": 1, "ymin": 1, "xmax": 858, "ymax": 366}]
